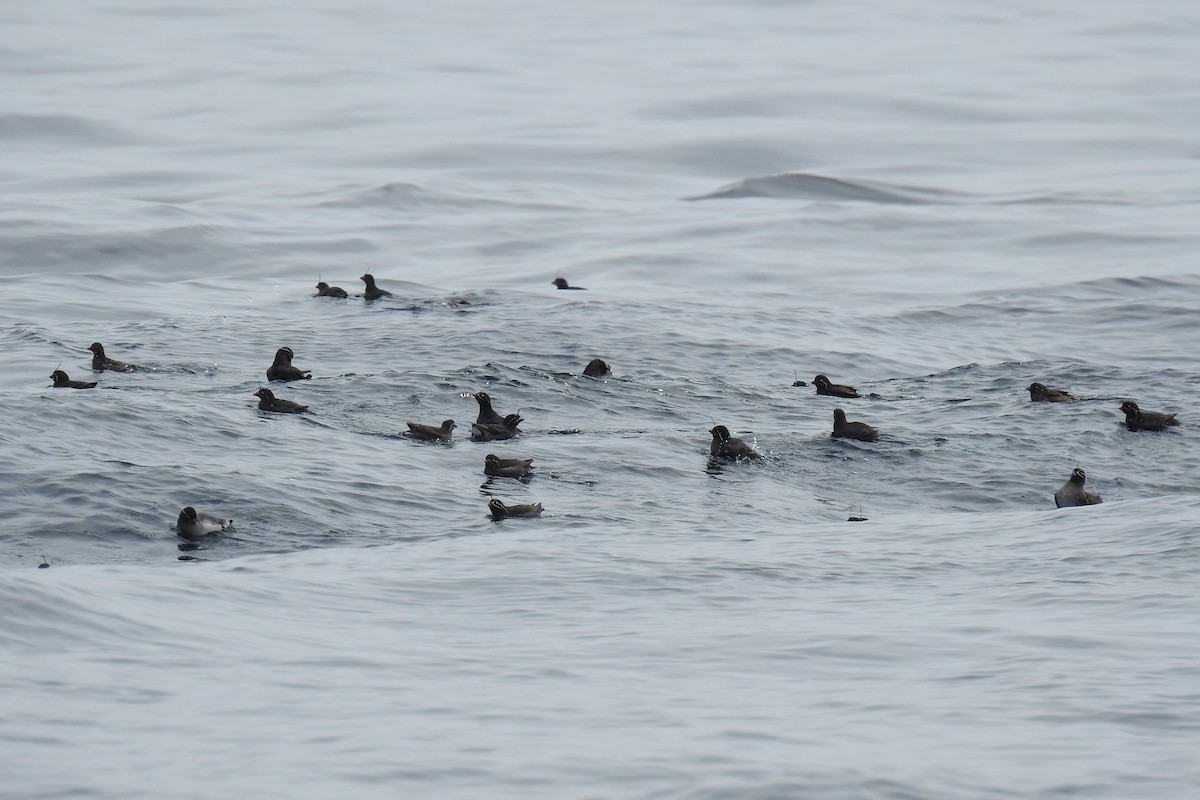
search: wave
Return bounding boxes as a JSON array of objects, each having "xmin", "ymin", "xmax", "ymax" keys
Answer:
[
  {"xmin": 316, "ymin": 181, "xmax": 448, "ymax": 210},
  {"xmin": 688, "ymin": 173, "xmax": 969, "ymax": 203},
  {"xmin": 688, "ymin": 172, "xmax": 1157, "ymax": 205},
  {"xmin": 0, "ymin": 112, "xmax": 135, "ymax": 146},
  {"xmin": 313, "ymin": 181, "xmax": 569, "ymax": 213}
]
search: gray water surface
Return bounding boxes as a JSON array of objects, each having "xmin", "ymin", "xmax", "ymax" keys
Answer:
[{"xmin": 3, "ymin": 0, "xmax": 1199, "ymax": 797}]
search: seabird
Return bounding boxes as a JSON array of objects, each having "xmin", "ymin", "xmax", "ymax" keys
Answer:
[
  {"xmin": 266, "ymin": 347, "xmax": 311, "ymax": 382},
  {"xmin": 708, "ymin": 425, "xmax": 762, "ymax": 461},
  {"xmin": 176, "ymin": 506, "xmax": 233, "ymax": 539},
  {"xmin": 88, "ymin": 342, "xmax": 136, "ymax": 372},
  {"xmin": 1119, "ymin": 400, "xmax": 1179, "ymax": 431},
  {"xmin": 1027, "ymin": 382, "xmax": 1074, "ymax": 403},
  {"xmin": 832, "ymin": 408, "xmax": 878, "ymax": 442},
  {"xmin": 255, "ymin": 387, "xmax": 308, "ymax": 414},
  {"xmin": 813, "ymin": 374, "xmax": 859, "ymax": 398},
  {"xmin": 1054, "ymin": 468, "xmax": 1102, "ymax": 508},
  {"xmin": 360, "ymin": 273, "xmax": 393, "ymax": 301},
  {"xmin": 484, "ymin": 453, "xmax": 534, "ymax": 478},
  {"xmin": 50, "ymin": 370, "xmax": 97, "ymax": 389},
  {"xmin": 488, "ymin": 499, "xmax": 543, "ymax": 518},
  {"xmin": 404, "ymin": 419, "xmax": 456, "ymax": 442}
]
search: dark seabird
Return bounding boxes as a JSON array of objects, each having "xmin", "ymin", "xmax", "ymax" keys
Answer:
[
  {"xmin": 708, "ymin": 425, "xmax": 762, "ymax": 461},
  {"xmin": 484, "ymin": 453, "xmax": 534, "ymax": 478},
  {"xmin": 832, "ymin": 408, "xmax": 878, "ymax": 442},
  {"xmin": 489, "ymin": 454, "xmax": 534, "ymax": 469},
  {"xmin": 50, "ymin": 370, "xmax": 97, "ymax": 389},
  {"xmin": 1027, "ymin": 382, "xmax": 1074, "ymax": 402},
  {"xmin": 1054, "ymin": 468, "xmax": 1102, "ymax": 508},
  {"xmin": 404, "ymin": 419, "xmax": 456, "ymax": 442},
  {"xmin": 552, "ymin": 277, "xmax": 586, "ymax": 290},
  {"xmin": 255, "ymin": 387, "xmax": 308, "ymax": 414},
  {"xmin": 1119, "ymin": 401, "xmax": 1180, "ymax": 432},
  {"xmin": 583, "ymin": 358, "xmax": 611, "ymax": 377},
  {"xmin": 177, "ymin": 506, "xmax": 233, "ymax": 539},
  {"xmin": 360, "ymin": 273, "xmax": 393, "ymax": 301},
  {"xmin": 488, "ymin": 498, "xmax": 543, "ymax": 518},
  {"xmin": 315, "ymin": 281, "xmax": 348, "ymax": 298},
  {"xmin": 813, "ymin": 374, "xmax": 859, "ymax": 398},
  {"xmin": 266, "ymin": 347, "xmax": 311, "ymax": 382},
  {"xmin": 88, "ymin": 342, "xmax": 136, "ymax": 372},
  {"xmin": 471, "ymin": 413, "xmax": 524, "ymax": 442},
  {"xmin": 472, "ymin": 391, "xmax": 507, "ymax": 425}
]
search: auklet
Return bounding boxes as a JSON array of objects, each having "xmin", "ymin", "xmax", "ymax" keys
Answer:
[
  {"xmin": 1027, "ymin": 382, "xmax": 1074, "ymax": 403},
  {"xmin": 471, "ymin": 413, "xmax": 524, "ymax": 442},
  {"xmin": 404, "ymin": 419, "xmax": 456, "ymax": 442},
  {"xmin": 176, "ymin": 506, "xmax": 233, "ymax": 539},
  {"xmin": 266, "ymin": 347, "xmax": 311, "ymax": 382},
  {"xmin": 488, "ymin": 498, "xmax": 543, "ymax": 518},
  {"xmin": 1119, "ymin": 401, "xmax": 1180, "ymax": 431},
  {"xmin": 360, "ymin": 273, "xmax": 393, "ymax": 301},
  {"xmin": 255, "ymin": 387, "xmax": 308, "ymax": 414},
  {"xmin": 832, "ymin": 408, "xmax": 878, "ymax": 442},
  {"xmin": 813, "ymin": 374, "xmax": 859, "ymax": 398},
  {"xmin": 583, "ymin": 358, "xmax": 611, "ymax": 377},
  {"xmin": 551, "ymin": 277, "xmax": 586, "ymax": 290},
  {"xmin": 708, "ymin": 425, "xmax": 762, "ymax": 461},
  {"xmin": 488, "ymin": 454, "xmax": 534, "ymax": 469},
  {"xmin": 1054, "ymin": 468, "xmax": 1102, "ymax": 508},
  {"xmin": 315, "ymin": 281, "xmax": 348, "ymax": 298},
  {"xmin": 88, "ymin": 342, "xmax": 136, "ymax": 372},
  {"xmin": 484, "ymin": 453, "xmax": 534, "ymax": 478},
  {"xmin": 50, "ymin": 369, "xmax": 97, "ymax": 389},
  {"xmin": 472, "ymin": 391, "xmax": 507, "ymax": 425}
]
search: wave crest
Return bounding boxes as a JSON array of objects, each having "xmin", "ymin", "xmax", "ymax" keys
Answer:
[{"xmin": 688, "ymin": 173, "xmax": 961, "ymax": 203}]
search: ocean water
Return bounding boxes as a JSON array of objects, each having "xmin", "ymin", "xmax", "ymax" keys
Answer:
[{"xmin": 3, "ymin": 0, "xmax": 1199, "ymax": 797}]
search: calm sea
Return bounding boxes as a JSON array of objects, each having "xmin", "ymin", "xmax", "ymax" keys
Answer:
[{"xmin": 3, "ymin": 0, "xmax": 1198, "ymax": 797}]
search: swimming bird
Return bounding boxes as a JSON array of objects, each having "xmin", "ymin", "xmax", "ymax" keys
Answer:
[
  {"xmin": 88, "ymin": 342, "xmax": 136, "ymax": 372},
  {"xmin": 1119, "ymin": 401, "xmax": 1179, "ymax": 432},
  {"xmin": 266, "ymin": 347, "xmax": 311, "ymax": 382},
  {"xmin": 471, "ymin": 413, "xmax": 524, "ymax": 442},
  {"xmin": 832, "ymin": 408, "xmax": 878, "ymax": 442},
  {"xmin": 583, "ymin": 358, "xmax": 611, "ymax": 377},
  {"xmin": 315, "ymin": 281, "xmax": 348, "ymax": 298},
  {"xmin": 50, "ymin": 370, "xmax": 97, "ymax": 389},
  {"xmin": 176, "ymin": 506, "xmax": 233, "ymax": 539},
  {"xmin": 484, "ymin": 453, "xmax": 534, "ymax": 478},
  {"xmin": 360, "ymin": 273, "xmax": 393, "ymax": 301},
  {"xmin": 708, "ymin": 425, "xmax": 762, "ymax": 461},
  {"xmin": 1027, "ymin": 382, "xmax": 1074, "ymax": 402},
  {"xmin": 813, "ymin": 374, "xmax": 859, "ymax": 398},
  {"xmin": 1054, "ymin": 468, "xmax": 1102, "ymax": 508},
  {"xmin": 472, "ymin": 391, "xmax": 507, "ymax": 425},
  {"xmin": 488, "ymin": 498, "xmax": 543, "ymax": 518},
  {"xmin": 255, "ymin": 387, "xmax": 308, "ymax": 414},
  {"xmin": 552, "ymin": 277, "xmax": 586, "ymax": 290},
  {"xmin": 404, "ymin": 419, "xmax": 456, "ymax": 442}
]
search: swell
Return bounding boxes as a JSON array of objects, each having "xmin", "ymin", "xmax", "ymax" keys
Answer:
[
  {"xmin": 0, "ymin": 112, "xmax": 137, "ymax": 145},
  {"xmin": 688, "ymin": 171, "xmax": 1162, "ymax": 206}
]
